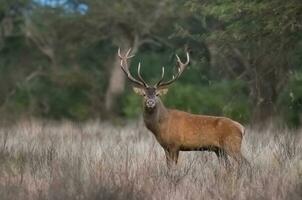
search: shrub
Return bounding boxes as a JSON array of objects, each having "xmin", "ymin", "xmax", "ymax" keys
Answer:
[
  {"xmin": 122, "ymin": 80, "xmax": 250, "ymax": 123},
  {"xmin": 278, "ymin": 71, "xmax": 302, "ymax": 127}
]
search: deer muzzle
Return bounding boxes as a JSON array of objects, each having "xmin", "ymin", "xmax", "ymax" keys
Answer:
[{"xmin": 146, "ymin": 99, "xmax": 156, "ymax": 108}]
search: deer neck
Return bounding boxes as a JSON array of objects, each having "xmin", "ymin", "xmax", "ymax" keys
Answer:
[{"xmin": 143, "ymin": 99, "xmax": 168, "ymax": 134}]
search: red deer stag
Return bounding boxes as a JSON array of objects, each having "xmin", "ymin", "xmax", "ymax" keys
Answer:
[{"xmin": 118, "ymin": 48, "xmax": 249, "ymax": 168}]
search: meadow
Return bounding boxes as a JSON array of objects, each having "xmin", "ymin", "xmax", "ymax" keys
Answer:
[{"xmin": 0, "ymin": 120, "xmax": 301, "ymax": 200}]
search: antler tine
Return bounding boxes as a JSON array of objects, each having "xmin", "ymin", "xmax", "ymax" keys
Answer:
[
  {"xmin": 118, "ymin": 48, "xmax": 147, "ymax": 88},
  {"xmin": 155, "ymin": 52, "xmax": 190, "ymax": 89},
  {"xmin": 137, "ymin": 62, "xmax": 148, "ymax": 87},
  {"xmin": 160, "ymin": 67, "xmax": 165, "ymax": 80},
  {"xmin": 155, "ymin": 67, "xmax": 165, "ymax": 87},
  {"xmin": 125, "ymin": 48, "xmax": 131, "ymax": 56},
  {"xmin": 118, "ymin": 48, "xmax": 122, "ymax": 57},
  {"xmin": 176, "ymin": 52, "xmax": 190, "ymax": 73}
]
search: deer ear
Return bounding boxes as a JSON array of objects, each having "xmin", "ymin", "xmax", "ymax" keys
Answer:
[
  {"xmin": 132, "ymin": 87, "xmax": 145, "ymax": 96},
  {"xmin": 157, "ymin": 88, "xmax": 168, "ymax": 96}
]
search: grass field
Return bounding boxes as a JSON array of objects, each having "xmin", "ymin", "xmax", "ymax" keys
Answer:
[{"xmin": 0, "ymin": 120, "xmax": 301, "ymax": 200}]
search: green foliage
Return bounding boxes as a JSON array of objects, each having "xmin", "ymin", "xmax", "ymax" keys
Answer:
[
  {"xmin": 166, "ymin": 81, "xmax": 250, "ymax": 122},
  {"xmin": 278, "ymin": 72, "xmax": 302, "ymax": 127},
  {"xmin": 185, "ymin": 0, "xmax": 302, "ymax": 125},
  {"xmin": 0, "ymin": 0, "xmax": 301, "ymax": 127},
  {"xmin": 3, "ymin": 70, "xmax": 103, "ymax": 120},
  {"xmin": 122, "ymin": 91, "xmax": 142, "ymax": 118},
  {"xmin": 122, "ymin": 80, "xmax": 250, "ymax": 123},
  {"xmin": 188, "ymin": 0, "xmax": 302, "ymax": 40}
]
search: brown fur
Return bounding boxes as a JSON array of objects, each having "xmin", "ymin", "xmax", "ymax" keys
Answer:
[
  {"xmin": 143, "ymin": 98, "xmax": 248, "ymax": 168},
  {"xmin": 118, "ymin": 48, "xmax": 248, "ymax": 168}
]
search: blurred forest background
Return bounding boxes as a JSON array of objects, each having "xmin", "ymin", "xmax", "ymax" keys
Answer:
[{"xmin": 0, "ymin": 0, "xmax": 301, "ymax": 127}]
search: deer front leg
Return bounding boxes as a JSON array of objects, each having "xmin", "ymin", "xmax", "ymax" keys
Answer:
[
  {"xmin": 214, "ymin": 149, "xmax": 231, "ymax": 169},
  {"xmin": 164, "ymin": 148, "xmax": 179, "ymax": 169}
]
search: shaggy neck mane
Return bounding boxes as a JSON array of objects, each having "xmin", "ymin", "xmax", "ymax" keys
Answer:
[{"xmin": 143, "ymin": 99, "xmax": 168, "ymax": 134}]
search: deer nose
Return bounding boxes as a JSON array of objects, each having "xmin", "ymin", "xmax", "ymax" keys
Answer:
[{"xmin": 146, "ymin": 99, "xmax": 156, "ymax": 108}]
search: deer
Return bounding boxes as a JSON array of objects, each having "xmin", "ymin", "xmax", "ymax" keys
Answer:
[{"xmin": 118, "ymin": 48, "xmax": 249, "ymax": 169}]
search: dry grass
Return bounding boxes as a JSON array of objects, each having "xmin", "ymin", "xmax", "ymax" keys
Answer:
[{"xmin": 0, "ymin": 119, "xmax": 301, "ymax": 200}]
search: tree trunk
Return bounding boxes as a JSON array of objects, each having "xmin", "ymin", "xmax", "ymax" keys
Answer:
[
  {"xmin": 104, "ymin": 38, "xmax": 139, "ymax": 115},
  {"xmin": 207, "ymin": 42, "xmax": 280, "ymax": 126},
  {"xmin": 250, "ymin": 77, "xmax": 278, "ymax": 126}
]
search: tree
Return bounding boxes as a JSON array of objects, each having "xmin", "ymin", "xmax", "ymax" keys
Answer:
[
  {"xmin": 81, "ymin": 0, "xmax": 184, "ymax": 115},
  {"xmin": 187, "ymin": 0, "xmax": 302, "ymax": 124}
]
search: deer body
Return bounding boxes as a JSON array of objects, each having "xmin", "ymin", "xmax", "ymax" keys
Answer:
[
  {"xmin": 118, "ymin": 48, "xmax": 249, "ymax": 168},
  {"xmin": 143, "ymin": 98, "xmax": 246, "ymax": 167},
  {"xmin": 146, "ymin": 110, "xmax": 242, "ymax": 150}
]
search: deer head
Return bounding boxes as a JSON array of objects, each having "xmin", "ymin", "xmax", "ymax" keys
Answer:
[{"xmin": 118, "ymin": 48, "xmax": 189, "ymax": 111}]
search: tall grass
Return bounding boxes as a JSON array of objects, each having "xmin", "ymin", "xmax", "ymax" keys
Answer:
[{"xmin": 0, "ymin": 120, "xmax": 301, "ymax": 200}]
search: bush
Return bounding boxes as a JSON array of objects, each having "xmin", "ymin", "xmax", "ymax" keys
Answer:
[
  {"xmin": 278, "ymin": 71, "xmax": 302, "ymax": 127},
  {"xmin": 4, "ymin": 70, "xmax": 103, "ymax": 120},
  {"xmin": 122, "ymin": 80, "xmax": 250, "ymax": 123}
]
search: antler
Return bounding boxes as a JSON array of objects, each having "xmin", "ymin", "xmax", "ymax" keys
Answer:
[
  {"xmin": 118, "ymin": 48, "xmax": 148, "ymax": 88},
  {"xmin": 155, "ymin": 52, "xmax": 190, "ymax": 89}
]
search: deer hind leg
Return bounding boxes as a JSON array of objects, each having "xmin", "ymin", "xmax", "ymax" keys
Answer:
[
  {"xmin": 164, "ymin": 148, "xmax": 179, "ymax": 169},
  {"xmin": 214, "ymin": 148, "xmax": 230, "ymax": 169},
  {"xmin": 223, "ymin": 135, "xmax": 250, "ymax": 168}
]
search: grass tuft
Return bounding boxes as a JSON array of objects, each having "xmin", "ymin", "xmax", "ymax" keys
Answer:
[{"xmin": 0, "ymin": 120, "xmax": 301, "ymax": 200}]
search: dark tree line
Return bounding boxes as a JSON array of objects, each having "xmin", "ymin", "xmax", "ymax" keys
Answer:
[{"xmin": 0, "ymin": 0, "xmax": 301, "ymax": 127}]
